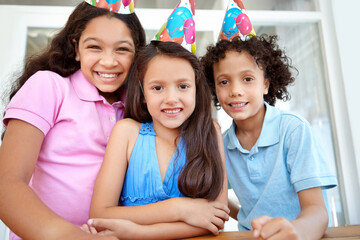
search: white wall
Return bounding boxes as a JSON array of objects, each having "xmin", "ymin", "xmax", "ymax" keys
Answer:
[
  {"xmin": 329, "ymin": 0, "xmax": 360, "ymax": 224},
  {"xmin": 331, "ymin": 0, "xmax": 360, "ymax": 171}
]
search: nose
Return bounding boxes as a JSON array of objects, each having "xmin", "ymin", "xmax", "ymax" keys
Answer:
[
  {"xmin": 99, "ymin": 51, "xmax": 118, "ymax": 68},
  {"xmin": 230, "ymin": 81, "xmax": 244, "ymax": 97},
  {"xmin": 164, "ymin": 87, "xmax": 179, "ymax": 105}
]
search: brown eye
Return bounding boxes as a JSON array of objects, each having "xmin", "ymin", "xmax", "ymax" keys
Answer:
[{"xmin": 219, "ymin": 80, "xmax": 229, "ymax": 85}]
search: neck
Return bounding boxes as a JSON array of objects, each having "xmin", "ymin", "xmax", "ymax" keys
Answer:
[
  {"xmin": 152, "ymin": 121, "xmax": 180, "ymax": 145},
  {"xmin": 234, "ymin": 104, "xmax": 266, "ymax": 150},
  {"xmin": 99, "ymin": 91, "xmax": 119, "ymax": 104}
]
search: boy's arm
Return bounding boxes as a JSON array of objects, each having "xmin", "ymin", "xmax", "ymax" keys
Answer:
[
  {"xmin": 252, "ymin": 187, "xmax": 328, "ymax": 240},
  {"xmin": 0, "ymin": 119, "xmax": 112, "ymax": 240},
  {"xmin": 228, "ymin": 198, "xmax": 240, "ymax": 220}
]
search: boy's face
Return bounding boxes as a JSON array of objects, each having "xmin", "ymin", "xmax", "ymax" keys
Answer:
[{"xmin": 213, "ymin": 50, "xmax": 269, "ymax": 124}]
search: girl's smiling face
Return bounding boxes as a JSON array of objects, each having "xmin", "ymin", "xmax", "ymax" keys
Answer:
[
  {"xmin": 213, "ymin": 50, "xmax": 269, "ymax": 125},
  {"xmin": 142, "ymin": 55, "xmax": 196, "ymax": 133},
  {"xmin": 75, "ymin": 15, "xmax": 135, "ymax": 104}
]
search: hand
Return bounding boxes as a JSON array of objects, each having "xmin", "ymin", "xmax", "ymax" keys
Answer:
[
  {"xmin": 87, "ymin": 218, "xmax": 143, "ymax": 240},
  {"xmin": 80, "ymin": 223, "xmax": 98, "ymax": 234},
  {"xmin": 63, "ymin": 225, "xmax": 117, "ymax": 240},
  {"xmin": 178, "ymin": 198, "xmax": 230, "ymax": 235},
  {"xmin": 251, "ymin": 216, "xmax": 299, "ymax": 240}
]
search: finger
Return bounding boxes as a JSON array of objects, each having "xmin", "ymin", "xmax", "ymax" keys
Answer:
[
  {"xmin": 211, "ymin": 201, "xmax": 230, "ymax": 213},
  {"xmin": 80, "ymin": 224, "xmax": 91, "ymax": 233},
  {"xmin": 98, "ymin": 229, "xmax": 114, "ymax": 236},
  {"xmin": 251, "ymin": 216, "xmax": 273, "ymax": 230},
  {"xmin": 251, "ymin": 216, "xmax": 273, "ymax": 238},
  {"xmin": 260, "ymin": 218, "xmax": 290, "ymax": 239},
  {"xmin": 90, "ymin": 226, "xmax": 98, "ymax": 234},
  {"xmin": 214, "ymin": 208, "xmax": 230, "ymax": 221},
  {"xmin": 89, "ymin": 218, "xmax": 115, "ymax": 230},
  {"xmin": 205, "ymin": 223, "xmax": 220, "ymax": 236},
  {"xmin": 211, "ymin": 216, "xmax": 225, "ymax": 230}
]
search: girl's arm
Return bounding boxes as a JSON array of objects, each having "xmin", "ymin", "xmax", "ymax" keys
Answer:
[
  {"xmin": 251, "ymin": 187, "xmax": 328, "ymax": 240},
  {"xmin": 90, "ymin": 119, "xmax": 229, "ymax": 236},
  {"xmin": 0, "ymin": 119, "xmax": 114, "ymax": 240}
]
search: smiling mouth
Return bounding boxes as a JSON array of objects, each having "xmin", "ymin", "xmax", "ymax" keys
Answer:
[
  {"xmin": 97, "ymin": 72, "xmax": 120, "ymax": 78},
  {"xmin": 163, "ymin": 108, "xmax": 182, "ymax": 114},
  {"xmin": 230, "ymin": 102, "xmax": 248, "ymax": 107}
]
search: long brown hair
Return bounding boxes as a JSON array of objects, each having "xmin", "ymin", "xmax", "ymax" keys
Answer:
[
  {"xmin": 1, "ymin": 2, "xmax": 146, "ymax": 138},
  {"xmin": 125, "ymin": 41, "xmax": 224, "ymax": 200}
]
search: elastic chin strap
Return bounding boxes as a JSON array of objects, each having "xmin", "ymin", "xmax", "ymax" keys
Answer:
[{"xmin": 139, "ymin": 80, "xmax": 146, "ymax": 100}]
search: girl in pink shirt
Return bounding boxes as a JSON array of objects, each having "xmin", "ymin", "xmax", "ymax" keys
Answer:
[{"xmin": 0, "ymin": 2, "xmax": 145, "ymax": 240}]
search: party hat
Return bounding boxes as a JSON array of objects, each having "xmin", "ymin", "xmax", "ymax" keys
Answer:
[
  {"xmin": 84, "ymin": 0, "xmax": 135, "ymax": 14},
  {"xmin": 219, "ymin": 0, "xmax": 255, "ymax": 41},
  {"xmin": 154, "ymin": 0, "xmax": 196, "ymax": 54}
]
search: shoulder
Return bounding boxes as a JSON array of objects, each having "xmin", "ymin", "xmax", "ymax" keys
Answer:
[
  {"xmin": 112, "ymin": 118, "xmax": 141, "ymax": 138},
  {"xmin": 114, "ymin": 118, "xmax": 141, "ymax": 130},
  {"xmin": 222, "ymin": 122, "xmax": 235, "ymax": 140},
  {"xmin": 23, "ymin": 70, "xmax": 71, "ymax": 95},
  {"xmin": 274, "ymin": 107, "xmax": 312, "ymax": 134},
  {"xmin": 28, "ymin": 70, "xmax": 70, "ymax": 85}
]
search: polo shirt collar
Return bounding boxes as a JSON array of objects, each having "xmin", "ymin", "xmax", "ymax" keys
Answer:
[
  {"xmin": 257, "ymin": 101, "xmax": 280, "ymax": 147},
  {"xmin": 226, "ymin": 101, "xmax": 281, "ymax": 151},
  {"xmin": 70, "ymin": 70, "xmax": 126, "ymax": 105}
]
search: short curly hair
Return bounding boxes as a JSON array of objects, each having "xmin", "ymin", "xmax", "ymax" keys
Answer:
[{"xmin": 200, "ymin": 34, "xmax": 296, "ymax": 107}]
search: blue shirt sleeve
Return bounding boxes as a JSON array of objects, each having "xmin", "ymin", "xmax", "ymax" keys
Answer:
[{"xmin": 285, "ymin": 118, "xmax": 337, "ymax": 192}]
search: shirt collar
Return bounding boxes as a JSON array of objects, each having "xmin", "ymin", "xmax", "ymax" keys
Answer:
[
  {"xmin": 257, "ymin": 101, "xmax": 281, "ymax": 147},
  {"xmin": 226, "ymin": 101, "xmax": 281, "ymax": 151},
  {"xmin": 70, "ymin": 70, "xmax": 126, "ymax": 106}
]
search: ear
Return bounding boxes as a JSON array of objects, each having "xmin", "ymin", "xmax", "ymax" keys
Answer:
[
  {"xmin": 73, "ymin": 39, "xmax": 80, "ymax": 62},
  {"xmin": 264, "ymin": 78, "xmax": 270, "ymax": 95}
]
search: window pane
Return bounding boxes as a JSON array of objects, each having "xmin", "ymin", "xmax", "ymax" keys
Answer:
[{"xmin": 244, "ymin": 0, "xmax": 317, "ymax": 11}]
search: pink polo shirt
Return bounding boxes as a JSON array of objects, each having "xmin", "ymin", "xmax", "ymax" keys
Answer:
[{"xmin": 4, "ymin": 70, "xmax": 125, "ymax": 239}]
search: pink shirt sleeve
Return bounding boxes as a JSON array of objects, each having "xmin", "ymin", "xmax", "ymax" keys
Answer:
[{"xmin": 4, "ymin": 71, "xmax": 65, "ymax": 135}]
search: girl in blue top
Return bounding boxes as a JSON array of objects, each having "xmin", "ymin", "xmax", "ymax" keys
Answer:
[
  {"xmin": 87, "ymin": 41, "xmax": 229, "ymax": 239},
  {"xmin": 201, "ymin": 35, "xmax": 337, "ymax": 240}
]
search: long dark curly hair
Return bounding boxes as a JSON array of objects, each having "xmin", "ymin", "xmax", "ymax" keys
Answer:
[
  {"xmin": 200, "ymin": 35, "xmax": 297, "ymax": 108},
  {"xmin": 1, "ymin": 2, "xmax": 146, "ymax": 139},
  {"xmin": 125, "ymin": 41, "xmax": 224, "ymax": 201}
]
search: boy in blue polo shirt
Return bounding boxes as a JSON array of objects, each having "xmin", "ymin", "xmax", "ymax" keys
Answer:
[{"xmin": 201, "ymin": 35, "xmax": 338, "ymax": 240}]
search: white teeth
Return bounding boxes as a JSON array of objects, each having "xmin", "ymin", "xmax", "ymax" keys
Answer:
[
  {"xmin": 164, "ymin": 109, "xmax": 181, "ymax": 114},
  {"xmin": 98, "ymin": 72, "xmax": 118, "ymax": 78},
  {"xmin": 231, "ymin": 102, "xmax": 246, "ymax": 107}
]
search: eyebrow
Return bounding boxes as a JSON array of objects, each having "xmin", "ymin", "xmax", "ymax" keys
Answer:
[
  {"xmin": 83, "ymin": 37, "xmax": 134, "ymax": 48},
  {"xmin": 147, "ymin": 78, "xmax": 194, "ymax": 85},
  {"xmin": 215, "ymin": 70, "xmax": 257, "ymax": 79}
]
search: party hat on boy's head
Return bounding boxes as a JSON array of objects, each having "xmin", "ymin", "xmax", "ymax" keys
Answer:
[
  {"xmin": 84, "ymin": 0, "xmax": 135, "ymax": 14},
  {"xmin": 154, "ymin": 0, "xmax": 196, "ymax": 54},
  {"xmin": 219, "ymin": 0, "xmax": 255, "ymax": 41}
]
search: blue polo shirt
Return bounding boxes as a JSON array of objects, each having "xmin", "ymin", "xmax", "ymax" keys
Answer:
[{"xmin": 223, "ymin": 102, "xmax": 337, "ymax": 230}]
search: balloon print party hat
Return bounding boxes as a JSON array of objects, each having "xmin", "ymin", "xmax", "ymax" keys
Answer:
[
  {"xmin": 219, "ymin": 0, "xmax": 255, "ymax": 41},
  {"xmin": 84, "ymin": 0, "xmax": 135, "ymax": 14},
  {"xmin": 154, "ymin": 0, "xmax": 196, "ymax": 54}
]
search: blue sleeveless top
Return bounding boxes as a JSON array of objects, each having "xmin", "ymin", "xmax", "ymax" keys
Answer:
[{"xmin": 119, "ymin": 122, "xmax": 186, "ymax": 206}]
